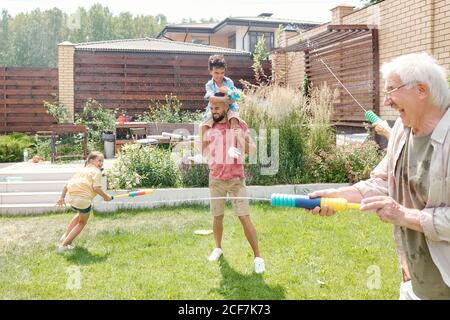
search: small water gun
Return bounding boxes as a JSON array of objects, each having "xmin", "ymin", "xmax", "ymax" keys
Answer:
[
  {"xmin": 219, "ymin": 86, "xmax": 243, "ymax": 101},
  {"xmin": 271, "ymin": 194, "xmax": 360, "ymax": 212},
  {"xmin": 364, "ymin": 110, "xmax": 391, "ymax": 133},
  {"xmin": 111, "ymin": 189, "xmax": 154, "ymax": 199}
]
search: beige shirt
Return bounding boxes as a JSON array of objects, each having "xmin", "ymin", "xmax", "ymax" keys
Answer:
[
  {"xmin": 67, "ymin": 164, "xmax": 102, "ymax": 209},
  {"xmin": 353, "ymin": 107, "xmax": 450, "ymax": 288}
]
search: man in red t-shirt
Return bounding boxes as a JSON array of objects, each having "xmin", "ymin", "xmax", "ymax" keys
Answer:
[{"xmin": 200, "ymin": 100, "xmax": 265, "ymax": 274}]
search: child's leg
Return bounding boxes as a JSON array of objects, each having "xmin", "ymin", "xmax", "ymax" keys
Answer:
[
  {"xmin": 63, "ymin": 213, "xmax": 90, "ymax": 246},
  {"xmin": 229, "ymin": 117, "xmax": 240, "ymax": 129},
  {"xmin": 63, "ymin": 214, "xmax": 80, "ymax": 240}
]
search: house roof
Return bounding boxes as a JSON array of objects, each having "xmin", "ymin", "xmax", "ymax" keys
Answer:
[
  {"xmin": 157, "ymin": 16, "xmax": 321, "ymax": 38},
  {"xmin": 74, "ymin": 37, "xmax": 251, "ymax": 55}
]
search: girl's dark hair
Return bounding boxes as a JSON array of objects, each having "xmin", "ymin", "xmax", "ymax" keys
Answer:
[
  {"xmin": 208, "ymin": 55, "xmax": 227, "ymax": 70},
  {"xmin": 85, "ymin": 151, "xmax": 104, "ymax": 166}
]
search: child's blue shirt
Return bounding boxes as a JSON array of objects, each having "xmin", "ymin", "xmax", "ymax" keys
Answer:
[{"xmin": 203, "ymin": 76, "xmax": 239, "ymax": 119}]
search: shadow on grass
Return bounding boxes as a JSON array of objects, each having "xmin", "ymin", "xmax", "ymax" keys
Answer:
[
  {"xmin": 63, "ymin": 247, "xmax": 110, "ymax": 265},
  {"xmin": 211, "ymin": 257, "xmax": 286, "ymax": 300}
]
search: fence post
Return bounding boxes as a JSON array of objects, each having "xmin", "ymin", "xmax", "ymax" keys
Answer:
[{"xmin": 58, "ymin": 41, "xmax": 75, "ymax": 123}]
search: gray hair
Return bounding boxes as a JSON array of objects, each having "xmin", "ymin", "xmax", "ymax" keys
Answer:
[{"xmin": 381, "ymin": 52, "xmax": 450, "ymax": 109}]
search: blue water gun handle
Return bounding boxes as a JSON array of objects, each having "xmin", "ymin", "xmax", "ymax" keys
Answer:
[{"xmin": 271, "ymin": 194, "xmax": 321, "ymax": 209}]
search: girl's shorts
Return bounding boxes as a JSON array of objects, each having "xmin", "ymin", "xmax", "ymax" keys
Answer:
[{"xmin": 71, "ymin": 205, "xmax": 92, "ymax": 214}]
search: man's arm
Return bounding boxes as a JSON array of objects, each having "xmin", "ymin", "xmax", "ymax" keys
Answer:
[
  {"xmin": 420, "ymin": 207, "xmax": 450, "ymax": 242},
  {"xmin": 308, "ymin": 155, "xmax": 388, "ymax": 216},
  {"xmin": 233, "ymin": 129, "xmax": 255, "ymax": 156},
  {"xmin": 199, "ymin": 125, "xmax": 211, "ymax": 157}
]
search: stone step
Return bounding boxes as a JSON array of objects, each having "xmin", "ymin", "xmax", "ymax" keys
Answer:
[
  {"xmin": 0, "ymin": 203, "xmax": 65, "ymax": 215},
  {"xmin": 0, "ymin": 192, "xmax": 62, "ymax": 205},
  {"xmin": 0, "ymin": 181, "xmax": 67, "ymax": 192},
  {"xmin": 0, "ymin": 171, "xmax": 76, "ymax": 182},
  {"xmin": 0, "ymin": 159, "xmax": 115, "ymax": 182}
]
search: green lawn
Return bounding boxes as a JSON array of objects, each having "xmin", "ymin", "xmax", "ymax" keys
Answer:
[{"xmin": 0, "ymin": 204, "xmax": 400, "ymax": 299}]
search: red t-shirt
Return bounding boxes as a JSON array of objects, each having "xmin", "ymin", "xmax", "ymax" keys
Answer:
[{"xmin": 206, "ymin": 121, "xmax": 249, "ymax": 180}]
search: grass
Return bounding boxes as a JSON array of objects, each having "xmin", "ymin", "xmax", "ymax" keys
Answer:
[{"xmin": 0, "ymin": 203, "xmax": 400, "ymax": 300}]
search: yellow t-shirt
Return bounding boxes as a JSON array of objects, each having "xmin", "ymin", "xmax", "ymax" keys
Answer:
[{"xmin": 67, "ymin": 165, "xmax": 102, "ymax": 209}]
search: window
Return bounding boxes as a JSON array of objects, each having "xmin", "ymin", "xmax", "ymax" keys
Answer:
[
  {"xmin": 228, "ymin": 33, "xmax": 236, "ymax": 49},
  {"xmin": 248, "ymin": 32, "xmax": 274, "ymax": 53},
  {"xmin": 192, "ymin": 37, "xmax": 209, "ymax": 45}
]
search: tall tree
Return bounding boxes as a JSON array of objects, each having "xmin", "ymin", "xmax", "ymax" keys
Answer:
[
  {"xmin": 0, "ymin": 10, "xmax": 11, "ymax": 65},
  {"xmin": 0, "ymin": 4, "xmax": 170, "ymax": 67}
]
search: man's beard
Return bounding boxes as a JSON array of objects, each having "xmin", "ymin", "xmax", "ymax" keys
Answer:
[{"xmin": 212, "ymin": 113, "xmax": 225, "ymax": 123}]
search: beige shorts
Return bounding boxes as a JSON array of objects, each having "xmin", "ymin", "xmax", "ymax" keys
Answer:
[{"xmin": 209, "ymin": 177, "xmax": 250, "ymax": 217}]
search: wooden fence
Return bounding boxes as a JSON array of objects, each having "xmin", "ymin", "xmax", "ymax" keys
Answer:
[
  {"xmin": 0, "ymin": 67, "xmax": 58, "ymax": 133},
  {"xmin": 278, "ymin": 25, "xmax": 379, "ymax": 127},
  {"xmin": 74, "ymin": 51, "xmax": 270, "ymax": 117},
  {"xmin": 0, "ymin": 54, "xmax": 270, "ymax": 134},
  {"xmin": 305, "ymin": 26, "xmax": 379, "ymax": 126}
]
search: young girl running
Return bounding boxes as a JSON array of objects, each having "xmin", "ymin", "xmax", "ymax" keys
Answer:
[{"xmin": 56, "ymin": 151, "xmax": 112, "ymax": 252}]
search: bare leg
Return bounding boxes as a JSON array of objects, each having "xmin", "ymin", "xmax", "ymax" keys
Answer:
[
  {"xmin": 213, "ymin": 215, "xmax": 224, "ymax": 249},
  {"xmin": 238, "ymin": 215, "xmax": 260, "ymax": 257},
  {"xmin": 63, "ymin": 213, "xmax": 90, "ymax": 246},
  {"xmin": 62, "ymin": 214, "xmax": 80, "ymax": 241}
]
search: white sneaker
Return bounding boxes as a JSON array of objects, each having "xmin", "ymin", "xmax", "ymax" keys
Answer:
[
  {"xmin": 208, "ymin": 248, "xmax": 223, "ymax": 261},
  {"xmin": 57, "ymin": 244, "xmax": 74, "ymax": 253},
  {"xmin": 254, "ymin": 257, "xmax": 265, "ymax": 274}
]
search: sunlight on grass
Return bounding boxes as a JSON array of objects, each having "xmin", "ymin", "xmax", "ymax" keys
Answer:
[{"xmin": 0, "ymin": 204, "xmax": 399, "ymax": 299}]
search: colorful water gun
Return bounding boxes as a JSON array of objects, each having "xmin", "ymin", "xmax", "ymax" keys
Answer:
[
  {"xmin": 111, "ymin": 189, "xmax": 154, "ymax": 199},
  {"xmin": 364, "ymin": 110, "xmax": 391, "ymax": 133},
  {"xmin": 271, "ymin": 193, "xmax": 360, "ymax": 212},
  {"xmin": 219, "ymin": 85, "xmax": 243, "ymax": 101}
]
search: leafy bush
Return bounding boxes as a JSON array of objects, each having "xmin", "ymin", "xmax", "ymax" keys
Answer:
[
  {"xmin": 240, "ymin": 84, "xmax": 310, "ymax": 184},
  {"xmin": 137, "ymin": 94, "xmax": 203, "ymax": 123},
  {"xmin": 308, "ymin": 140, "xmax": 383, "ymax": 184},
  {"xmin": 179, "ymin": 163, "xmax": 209, "ymax": 187},
  {"xmin": 244, "ymin": 163, "xmax": 278, "ymax": 186},
  {"xmin": 34, "ymin": 135, "xmax": 52, "ymax": 161},
  {"xmin": 43, "ymin": 100, "xmax": 68, "ymax": 123},
  {"xmin": 75, "ymin": 99, "xmax": 117, "ymax": 152},
  {"xmin": 0, "ymin": 133, "xmax": 35, "ymax": 162},
  {"xmin": 106, "ymin": 143, "xmax": 179, "ymax": 189},
  {"xmin": 239, "ymin": 84, "xmax": 383, "ymax": 184}
]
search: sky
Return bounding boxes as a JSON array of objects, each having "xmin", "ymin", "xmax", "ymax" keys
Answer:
[{"xmin": 1, "ymin": 0, "xmax": 364, "ymax": 23}]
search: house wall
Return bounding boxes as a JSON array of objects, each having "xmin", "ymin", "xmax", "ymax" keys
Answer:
[
  {"xmin": 273, "ymin": 0, "xmax": 450, "ymax": 121},
  {"xmin": 166, "ymin": 25, "xmax": 286, "ymax": 52}
]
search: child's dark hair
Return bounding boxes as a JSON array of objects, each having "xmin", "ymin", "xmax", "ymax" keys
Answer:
[
  {"xmin": 208, "ymin": 55, "xmax": 227, "ymax": 70},
  {"xmin": 85, "ymin": 151, "xmax": 104, "ymax": 166}
]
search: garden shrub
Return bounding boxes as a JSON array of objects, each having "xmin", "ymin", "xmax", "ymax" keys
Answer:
[
  {"xmin": 0, "ymin": 133, "xmax": 35, "ymax": 162},
  {"xmin": 75, "ymin": 99, "xmax": 116, "ymax": 152},
  {"xmin": 137, "ymin": 94, "xmax": 203, "ymax": 123},
  {"xmin": 309, "ymin": 140, "xmax": 384, "ymax": 184},
  {"xmin": 107, "ymin": 143, "xmax": 179, "ymax": 189},
  {"xmin": 240, "ymin": 85, "xmax": 311, "ymax": 184},
  {"xmin": 179, "ymin": 162, "xmax": 209, "ymax": 187}
]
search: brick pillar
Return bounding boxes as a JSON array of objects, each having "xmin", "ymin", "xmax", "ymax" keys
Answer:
[
  {"xmin": 331, "ymin": 4, "xmax": 355, "ymax": 24},
  {"xmin": 58, "ymin": 41, "xmax": 75, "ymax": 123}
]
